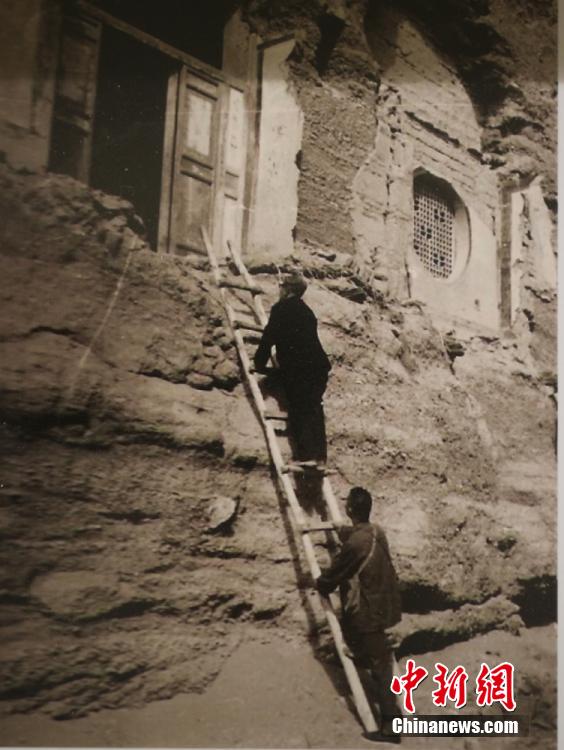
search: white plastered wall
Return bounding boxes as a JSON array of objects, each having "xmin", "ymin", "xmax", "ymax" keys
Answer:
[{"xmin": 250, "ymin": 40, "xmax": 303, "ymax": 260}]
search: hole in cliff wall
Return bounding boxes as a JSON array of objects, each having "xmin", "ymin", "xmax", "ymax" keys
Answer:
[
  {"xmin": 523, "ymin": 309, "xmax": 536, "ymax": 332},
  {"xmin": 225, "ymin": 601, "xmax": 253, "ymax": 619},
  {"xmin": 315, "ymin": 12, "xmax": 346, "ymax": 74},
  {"xmin": 497, "ymin": 116, "xmax": 543, "ymax": 137},
  {"xmin": 512, "ymin": 575, "xmax": 556, "ymax": 627},
  {"xmin": 451, "ymin": 60, "xmax": 512, "ymax": 120}
]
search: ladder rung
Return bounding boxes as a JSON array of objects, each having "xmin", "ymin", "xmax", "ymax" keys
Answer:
[
  {"xmin": 263, "ymin": 411, "xmax": 288, "ymax": 421},
  {"xmin": 249, "ymin": 365, "xmax": 277, "ymax": 374},
  {"xmin": 282, "ymin": 462, "xmax": 335, "ymax": 475},
  {"xmin": 286, "ymin": 460, "xmax": 323, "ymax": 468},
  {"xmin": 243, "ymin": 333, "xmax": 262, "ymax": 344},
  {"xmin": 219, "ymin": 280, "xmax": 263, "ymax": 294},
  {"xmin": 300, "ymin": 521, "xmax": 339, "ymax": 533},
  {"xmin": 234, "ymin": 320, "xmax": 264, "ymax": 333}
]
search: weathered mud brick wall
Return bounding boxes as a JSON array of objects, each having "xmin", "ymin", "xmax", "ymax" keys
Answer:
[{"xmin": 248, "ymin": 0, "xmax": 379, "ymax": 258}]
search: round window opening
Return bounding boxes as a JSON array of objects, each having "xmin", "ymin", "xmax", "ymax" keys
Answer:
[{"xmin": 413, "ymin": 172, "xmax": 469, "ymax": 281}]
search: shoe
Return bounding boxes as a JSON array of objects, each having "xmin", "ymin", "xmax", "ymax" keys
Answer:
[
  {"xmin": 380, "ymin": 717, "xmax": 402, "ymax": 744},
  {"xmin": 362, "ymin": 730, "xmax": 401, "ymax": 744}
]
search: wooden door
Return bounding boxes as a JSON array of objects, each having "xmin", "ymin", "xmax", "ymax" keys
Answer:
[
  {"xmin": 49, "ymin": 12, "xmax": 101, "ymax": 181},
  {"xmin": 158, "ymin": 65, "xmax": 247, "ymax": 258},
  {"xmin": 159, "ymin": 65, "xmax": 221, "ymax": 256}
]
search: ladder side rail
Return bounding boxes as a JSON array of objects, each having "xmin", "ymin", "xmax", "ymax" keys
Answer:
[
  {"xmin": 321, "ymin": 477, "xmax": 344, "ymax": 525},
  {"xmin": 205, "ymin": 227, "xmax": 230, "ymax": 291},
  {"xmin": 201, "ymin": 229, "xmax": 269, "ymax": 415},
  {"xmin": 261, "ymin": 414, "xmax": 377, "ymax": 731},
  {"xmin": 226, "ymin": 240, "xmax": 269, "ymax": 328},
  {"xmin": 225, "ymin": 239, "xmax": 280, "ymax": 389},
  {"xmin": 204, "ymin": 231, "xmax": 329, "ymax": 565},
  {"xmin": 322, "ymin": 595, "xmax": 379, "ymax": 732}
]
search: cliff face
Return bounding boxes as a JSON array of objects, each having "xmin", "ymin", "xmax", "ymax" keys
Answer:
[
  {"xmin": 0, "ymin": 160, "xmax": 555, "ymax": 737},
  {"xmin": 0, "ymin": 0, "xmax": 557, "ymax": 744}
]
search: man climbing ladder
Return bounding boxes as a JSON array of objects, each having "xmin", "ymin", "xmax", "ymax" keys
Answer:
[
  {"xmin": 254, "ymin": 271, "xmax": 331, "ymax": 464},
  {"xmin": 316, "ymin": 486, "xmax": 403, "ymax": 742}
]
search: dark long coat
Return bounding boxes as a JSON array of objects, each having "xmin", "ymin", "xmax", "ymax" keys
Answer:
[{"xmin": 254, "ymin": 296, "xmax": 331, "ymax": 402}]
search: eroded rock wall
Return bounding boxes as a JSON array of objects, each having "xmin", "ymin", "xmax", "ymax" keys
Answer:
[
  {"xmin": 0, "ymin": 164, "xmax": 555, "ymax": 724},
  {"xmin": 245, "ymin": 0, "xmax": 557, "ymax": 331}
]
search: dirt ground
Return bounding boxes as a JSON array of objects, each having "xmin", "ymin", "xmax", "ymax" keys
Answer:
[{"xmin": 1, "ymin": 625, "xmax": 555, "ymax": 749}]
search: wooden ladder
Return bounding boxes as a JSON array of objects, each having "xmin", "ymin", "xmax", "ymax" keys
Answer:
[{"xmin": 200, "ymin": 226, "xmax": 378, "ymax": 735}]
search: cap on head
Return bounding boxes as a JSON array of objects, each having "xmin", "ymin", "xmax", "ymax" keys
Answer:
[
  {"xmin": 346, "ymin": 486, "xmax": 372, "ymax": 522},
  {"xmin": 281, "ymin": 271, "xmax": 307, "ymax": 297}
]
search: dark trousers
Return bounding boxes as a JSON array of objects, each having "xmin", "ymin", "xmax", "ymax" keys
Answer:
[
  {"xmin": 283, "ymin": 372, "xmax": 328, "ymax": 462},
  {"xmin": 344, "ymin": 626, "xmax": 400, "ymax": 720}
]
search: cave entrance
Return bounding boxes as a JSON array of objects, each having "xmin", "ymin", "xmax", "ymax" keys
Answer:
[
  {"xmin": 89, "ymin": 27, "xmax": 171, "ymax": 248},
  {"xmin": 49, "ymin": 1, "xmax": 249, "ymax": 258}
]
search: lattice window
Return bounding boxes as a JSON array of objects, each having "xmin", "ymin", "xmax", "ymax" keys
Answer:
[{"xmin": 413, "ymin": 180, "xmax": 455, "ymax": 279}]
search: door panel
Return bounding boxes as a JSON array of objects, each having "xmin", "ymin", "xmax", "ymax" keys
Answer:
[
  {"xmin": 225, "ymin": 87, "xmax": 246, "ymax": 175},
  {"xmin": 159, "ymin": 65, "xmax": 248, "ymax": 259},
  {"xmin": 174, "ymin": 172, "xmax": 214, "ymax": 253},
  {"xmin": 218, "ymin": 85, "xmax": 247, "ymax": 256},
  {"xmin": 160, "ymin": 65, "xmax": 221, "ymax": 256},
  {"xmin": 49, "ymin": 12, "xmax": 101, "ymax": 181},
  {"xmin": 185, "ymin": 92, "xmax": 214, "ymax": 155}
]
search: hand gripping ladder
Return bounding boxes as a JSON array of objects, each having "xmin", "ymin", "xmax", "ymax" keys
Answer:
[{"xmin": 200, "ymin": 227, "xmax": 378, "ymax": 734}]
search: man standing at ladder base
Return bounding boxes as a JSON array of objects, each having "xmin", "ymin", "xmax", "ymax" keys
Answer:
[
  {"xmin": 254, "ymin": 271, "xmax": 331, "ymax": 463},
  {"xmin": 315, "ymin": 487, "xmax": 402, "ymax": 742}
]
